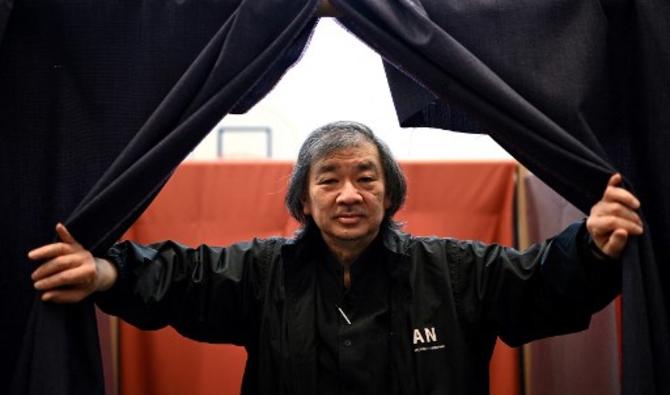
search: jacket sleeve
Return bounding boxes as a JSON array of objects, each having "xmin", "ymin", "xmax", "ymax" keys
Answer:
[
  {"xmin": 95, "ymin": 238, "xmax": 279, "ymax": 345},
  {"xmin": 447, "ymin": 221, "xmax": 621, "ymax": 347}
]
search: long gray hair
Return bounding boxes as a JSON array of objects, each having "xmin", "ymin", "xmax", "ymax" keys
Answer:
[{"xmin": 285, "ymin": 121, "xmax": 407, "ymax": 226}]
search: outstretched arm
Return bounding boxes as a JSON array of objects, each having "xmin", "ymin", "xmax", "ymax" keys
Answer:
[
  {"xmin": 28, "ymin": 223, "xmax": 274, "ymax": 343},
  {"xmin": 452, "ymin": 172, "xmax": 643, "ymax": 346}
]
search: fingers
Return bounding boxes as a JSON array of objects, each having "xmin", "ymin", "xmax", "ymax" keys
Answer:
[
  {"xmin": 28, "ymin": 242, "xmax": 75, "ymax": 261},
  {"xmin": 33, "ymin": 262, "xmax": 96, "ymax": 292},
  {"xmin": 607, "ymin": 173, "xmax": 622, "ymax": 188},
  {"xmin": 592, "ymin": 172, "xmax": 643, "ymax": 233},
  {"xmin": 587, "ymin": 173, "xmax": 644, "ymax": 258},
  {"xmin": 27, "ymin": 223, "xmax": 98, "ymax": 303},
  {"xmin": 55, "ymin": 223, "xmax": 78, "ymax": 245},
  {"xmin": 31, "ymin": 253, "xmax": 83, "ymax": 281},
  {"xmin": 587, "ymin": 214, "xmax": 643, "ymax": 238},
  {"xmin": 591, "ymin": 201, "xmax": 643, "ymax": 228},
  {"xmin": 603, "ymin": 184, "xmax": 641, "ymax": 210},
  {"xmin": 600, "ymin": 229, "xmax": 629, "ymax": 258},
  {"xmin": 28, "ymin": 224, "xmax": 82, "ymax": 261},
  {"xmin": 30, "ymin": 252, "xmax": 106, "ymax": 304}
]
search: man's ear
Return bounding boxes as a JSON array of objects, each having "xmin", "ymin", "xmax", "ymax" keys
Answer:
[
  {"xmin": 384, "ymin": 194, "xmax": 391, "ymax": 210},
  {"xmin": 302, "ymin": 196, "xmax": 311, "ymax": 216}
]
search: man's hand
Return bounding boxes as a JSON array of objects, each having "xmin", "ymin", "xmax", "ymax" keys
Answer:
[
  {"xmin": 586, "ymin": 173, "xmax": 644, "ymax": 259},
  {"xmin": 28, "ymin": 223, "xmax": 117, "ymax": 303}
]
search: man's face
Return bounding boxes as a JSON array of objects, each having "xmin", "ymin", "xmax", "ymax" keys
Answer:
[{"xmin": 302, "ymin": 142, "xmax": 391, "ymax": 248}]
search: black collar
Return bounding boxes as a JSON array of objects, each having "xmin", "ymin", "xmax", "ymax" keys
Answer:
[
  {"xmin": 281, "ymin": 223, "xmax": 410, "ymax": 266},
  {"xmin": 280, "ymin": 222, "xmax": 412, "ymax": 299}
]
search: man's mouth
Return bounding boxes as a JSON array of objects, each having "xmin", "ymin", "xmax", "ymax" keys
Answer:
[{"xmin": 335, "ymin": 213, "xmax": 364, "ymax": 224}]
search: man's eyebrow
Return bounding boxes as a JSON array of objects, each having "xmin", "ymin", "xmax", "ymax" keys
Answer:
[
  {"xmin": 314, "ymin": 163, "xmax": 337, "ymax": 175},
  {"xmin": 357, "ymin": 160, "xmax": 378, "ymax": 172},
  {"xmin": 314, "ymin": 160, "xmax": 378, "ymax": 175}
]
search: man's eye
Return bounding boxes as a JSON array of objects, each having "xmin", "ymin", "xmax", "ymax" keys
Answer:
[
  {"xmin": 319, "ymin": 178, "xmax": 337, "ymax": 185},
  {"xmin": 359, "ymin": 177, "xmax": 374, "ymax": 183}
]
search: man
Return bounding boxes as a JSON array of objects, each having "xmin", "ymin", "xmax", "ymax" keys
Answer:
[{"xmin": 29, "ymin": 121, "xmax": 642, "ymax": 394}]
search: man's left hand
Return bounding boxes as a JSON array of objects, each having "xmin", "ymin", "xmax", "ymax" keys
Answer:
[{"xmin": 586, "ymin": 173, "xmax": 643, "ymax": 259}]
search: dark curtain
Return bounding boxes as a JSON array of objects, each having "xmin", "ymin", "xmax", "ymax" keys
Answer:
[
  {"xmin": 329, "ymin": 0, "xmax": 669, "ymax": 393},
  {"xmin": 0, "ymin": 1, "xmax": 317, "ymax": 393},
  {"xmin": 0, "ymin": 0, "xmax": 11, "ymax": 45}
]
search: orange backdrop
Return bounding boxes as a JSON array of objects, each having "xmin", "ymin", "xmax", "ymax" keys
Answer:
[{"xmin": 120, "ymin": 160, "xmax": 518, "ymax": 395}]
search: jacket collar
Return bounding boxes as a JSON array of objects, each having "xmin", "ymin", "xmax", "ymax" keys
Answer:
[
  {"xmin": 280, "ymin": 221, "xmax": 411, "ymax": 263},
  {"xmin": 280, "ymin": 222, "xmax": 413, "ymax": 298}
]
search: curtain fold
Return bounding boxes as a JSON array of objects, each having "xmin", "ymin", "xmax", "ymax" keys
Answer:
[
  {"xmin": 1, "ymin": 1, "xmax": 317, "ymax": 393},
  {"xmin": 0, "ymin": 0, "xmax": 12, "ymax": 45},
  {"xmin": 332, "ymin": 0, "xmax": 613, "ymax": 210},
  {"xmin": 329, "ymin": 0, "xmax": 670, "ymax": 393},
  {"xmin": 67, "ymin": 1, "xmax": 318, "ymax": 255}
]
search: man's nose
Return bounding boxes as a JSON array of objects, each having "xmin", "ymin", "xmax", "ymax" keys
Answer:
[{"xmin": 336, "ymin": 180, "xmax": 363, "ymax": 205}]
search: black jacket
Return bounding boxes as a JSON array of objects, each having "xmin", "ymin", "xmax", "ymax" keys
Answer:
[{"xmin": 97, "ymin": 222, "xmax": 619, "ymax": 395}]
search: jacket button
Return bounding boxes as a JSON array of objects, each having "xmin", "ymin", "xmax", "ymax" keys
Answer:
[{"xmin": 343, "ymin": 339, "xmax": 352, "ymax": 347}]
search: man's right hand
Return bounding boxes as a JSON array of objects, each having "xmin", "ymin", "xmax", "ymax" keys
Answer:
[{"xmin": 28, "ymin": 223, "xmax": 117, "ymax": 303}]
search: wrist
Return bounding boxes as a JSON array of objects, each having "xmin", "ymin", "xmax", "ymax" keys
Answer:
[{"xmin": 94, "ymin": 258, "xmax": 118, "ymax": 292}]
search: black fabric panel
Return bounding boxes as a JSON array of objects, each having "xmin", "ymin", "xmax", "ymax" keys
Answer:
[
  {"xmin": 65, "ymin": 2, "xmax": 318, "ymax": 255},
  {"xmin": 331, "ymin": 0, "xmax": 670, "ymax": 393},
  {"xmin": 0, "ymin": 1, "xmax": 236, "ymax": 392},
  {"xmin": 10, "ymin": 302, "xmax": 104, "ymax": 394},
  {"xmin": 333, "ymin": 0, "xmax": 612, "ymax": 210},
  {"xmin": 0, "ymin": 0, "xmax": 11, "ymax": 45},
  {"xmin": 0, "ymin": 1, "xmax": 317, "ymax": 393},
  {"xmin": 383, "ymin": 61, "xmax": 482, "ymax": 133},
  {"xmin": 232, "ymin": 24, "xmax": 316, "ymax": 114}
]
